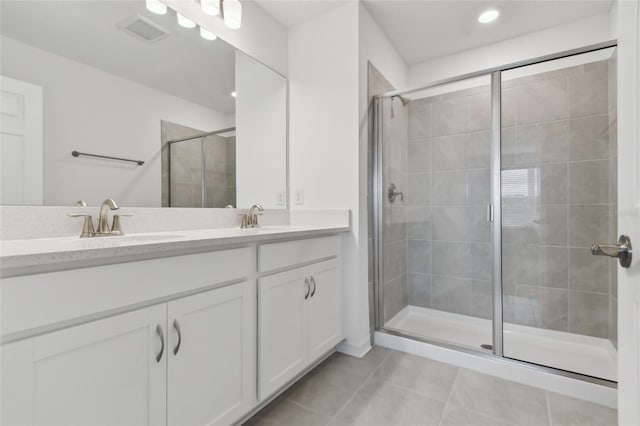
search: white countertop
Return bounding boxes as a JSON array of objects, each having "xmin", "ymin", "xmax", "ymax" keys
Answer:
[{"xmin": 0, "ymin": 224, "xmax": 349, "ymax": 277}]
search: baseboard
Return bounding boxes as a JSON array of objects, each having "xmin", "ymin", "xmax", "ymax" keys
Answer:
[{"xmin": 336, "ymin": 335, "xmax": 372, "ymax": 358}]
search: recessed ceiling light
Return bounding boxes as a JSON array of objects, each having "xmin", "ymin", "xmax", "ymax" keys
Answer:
[
  {"xmin": 231, "ymin": 91, "xmax": 237, "ymax": 98},
  {"xmin": 478, "ymin": 9, "xmax": 500, "ymax": 24}
]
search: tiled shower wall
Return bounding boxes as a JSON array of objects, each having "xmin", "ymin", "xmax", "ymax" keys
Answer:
[
  {"xmin": 608, "ymin": 52, "xmax": 618, "ymax": 347},
  {"xmin": 161, "ymin": 120, "xmax": 236, "ymax": 208},
  {"xmin": 399, "ymin": 58, "xmax": 617, "ymax": 341},
  {"xmin": 368, "ymin": 63, "xmax": 410, "ymax": 326}
]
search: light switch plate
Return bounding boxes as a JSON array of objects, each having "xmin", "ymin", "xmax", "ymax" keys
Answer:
[{"xmin": 295, "ymin": 189, "xmax": 304, "ymax": 205}]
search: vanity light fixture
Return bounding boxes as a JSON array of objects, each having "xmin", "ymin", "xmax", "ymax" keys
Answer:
[
  {"xmin": 145, "ymin": 0, "xmax": 167, "ymax": 15},
  {"xmin": 478, "ymin": 9, "xmax": 500, "ymax": 24},
  {"xmin": 201, "ymin": 0, "xmax": 220, "ymax": 16},
  {"xmin": 223, "ymin": 0, "xmax": 242, "ymax": 29},
  {"xmin": 177, "ymin": 12, "xmax": 196, "ymax": 28},
  {"xmin": 200, "ymin": 26, "xmax": 217, "ymax": 41}
]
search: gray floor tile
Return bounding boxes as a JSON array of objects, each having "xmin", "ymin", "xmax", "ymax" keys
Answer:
[
  {"xmin": 448, "ymin": 369, "xmax": 549, "ymax": 426},
  {"xmin": 372, "ymin": 351, "xmax": 459, "ymax": 402},
  {"xmin": 547, "ymin": 392, "xmax": 617, "ymax": 426},
  {"xmin": 329, "ymin": 378, "xmax": 445, "ymax": 426},
  {"xmin": 439, "ymin": 403, "xmax": 510, "ymax": 426},
  {"xmin": 285, "ymin": 358, "xmax": 368, "ymax": 417},
  {"xmin": 245, "ymin": 398, "xmax": 328, "ymax": 426},
  {"xmin": 320, "ymin": 346, "xmax": 390, "ymax": 380}
]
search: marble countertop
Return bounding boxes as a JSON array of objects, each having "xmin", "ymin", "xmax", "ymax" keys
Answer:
[{"xmin": 0, "ymin": 224, "xmax": 349, "ymax": 277}]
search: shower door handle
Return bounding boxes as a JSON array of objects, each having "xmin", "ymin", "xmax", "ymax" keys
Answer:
[{"xmin": 591, "ymin": 235, "xmax": 632, "ymax": 268}]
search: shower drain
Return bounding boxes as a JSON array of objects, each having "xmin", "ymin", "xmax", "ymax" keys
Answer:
[{"xmin": 480, "ymin": 344, "xmax": 493, "ymax": 350}]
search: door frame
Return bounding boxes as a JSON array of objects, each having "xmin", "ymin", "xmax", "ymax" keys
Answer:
[{"xmin": 372, "ymin": 40, "xmax": 619, "ymax": 388}]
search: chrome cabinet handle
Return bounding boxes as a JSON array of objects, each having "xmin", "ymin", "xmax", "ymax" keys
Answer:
[
  {"xmin": 155, "ymin": 324, "xmax": 164, "ymax": 363},
  {"xmin": 304, "ymin": 278, "xmax": 310, "ymax": 300},
  {"xmin": 310, "ymin": 276, "xmax": 316, "ymax": 298},
  {"xmin": 591, "ymin": 235, "xmax": 632, "ymax": 268},
  {"xmin": 173, "ymin": 319, "xmax": 182, "ymax": 355}
]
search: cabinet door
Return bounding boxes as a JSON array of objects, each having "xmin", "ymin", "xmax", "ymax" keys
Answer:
[
  {"xmin": 1, "ymin": 305, "xmax": 167, "ymax": 426},
  {"xmin": 167, "ymin": 282, "xmax": 253, "ymax": 426},
  {"xmin": 258, "ymin": 267, "xmax": 308, "ymax": 399},
  {"xmin": 308, "ymin": 259, "xmax": 342, "ymax": 362}
]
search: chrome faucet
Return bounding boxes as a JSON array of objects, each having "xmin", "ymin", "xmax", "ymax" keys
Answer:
[{"xmin": 69, "ymin": 198, "xmax": 131, "ymax": 238}]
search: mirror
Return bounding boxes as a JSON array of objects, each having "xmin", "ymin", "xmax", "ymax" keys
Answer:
[{"xmin": 0, "ymin": 0, "xmax": 287, "ymax": 209}]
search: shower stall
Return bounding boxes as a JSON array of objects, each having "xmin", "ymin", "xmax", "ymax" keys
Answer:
[
  {"xmin": 164, "ymin": 127, "xmax": 237, "ymax": 208},
  {"xmin": 373, "ymin": 43, "xmax": 618, "ymax": 383}
]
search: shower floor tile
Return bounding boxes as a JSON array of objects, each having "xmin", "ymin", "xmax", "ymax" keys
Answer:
[{"xmin": 243, "ymin": 346, "xmax": 616, "ymax": 426}]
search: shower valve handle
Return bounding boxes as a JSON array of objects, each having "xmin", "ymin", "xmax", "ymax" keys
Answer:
[{"xmin": 388, "ymin": 183, "xmax": 404, "ymax": 203}]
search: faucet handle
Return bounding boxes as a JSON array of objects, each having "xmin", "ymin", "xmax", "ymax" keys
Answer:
[
  {"xmin": 68, "ymin": 213, "xmax": 95, "ymax": 238},
  {"xmin": 237, "ymin": 213, "xmax": 249, "ymax": 229},
  {"xmin": 111, "ymin": 213, "xmax": 133, "ymax": 235}
]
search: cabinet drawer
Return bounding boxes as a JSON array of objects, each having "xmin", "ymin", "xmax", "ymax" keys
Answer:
[
  {"xmin": 258, "ymin": 236, "xmax": 339, "ymax": 273},
  {"xmin": 2, "ymin": 247, "xmax": 252, "ymax": 338}
]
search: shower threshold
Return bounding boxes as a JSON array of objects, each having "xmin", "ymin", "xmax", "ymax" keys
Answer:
[{"xmin": 385, "ymin": 305, "xmax": 617, "ymax": 382}]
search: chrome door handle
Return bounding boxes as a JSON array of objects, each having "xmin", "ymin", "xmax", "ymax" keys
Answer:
[
  {"xmin": 591, "ymin": 235, "xmax": 632, "ymax": 268},
  {"xmin": 304, "ymin": 277, "xmax": 310, "ymax": 300},
  {"xmin": 310, "ymin": 276, "xmax": 316, "ymax": 298},
  {"xmin": 155, "ymin": 324, "xmax": 164, "ymax": 363},
  {"xmin": 172, "ymin": 319, "xmax": 182, "ymax": 355}
]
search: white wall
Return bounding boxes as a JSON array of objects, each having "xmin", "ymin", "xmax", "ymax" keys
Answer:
[
  {"xmin": 235, "ymin": 51, "xmax": 287, "ymax": 209},
  {"xmin": 288, "ymin": 1, "xmax": 368, "ymax": 355},
  {"xmin": 1, "ymin": 36, "xmax": 232, "ymax": 207},
  {"xmin": 163, "ymin": 0, "xmax": 288, "ymax": 77},
  {"xmin": 408, "ymin": 12, "xmax": 616, "ymax": 87}
]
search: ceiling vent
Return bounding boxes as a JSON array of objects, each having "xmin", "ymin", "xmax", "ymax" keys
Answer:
[{"xmin": 118, "ymin": 15, "xmax": 169, "ymax": 43}]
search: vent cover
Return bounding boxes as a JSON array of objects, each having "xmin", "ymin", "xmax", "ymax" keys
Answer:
[{"xmin": 118, "ymin": 15, "xmax": 168, "ymax": 42}]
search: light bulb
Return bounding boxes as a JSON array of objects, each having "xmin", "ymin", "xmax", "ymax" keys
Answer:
[
  {"xmin": 145, "ymin": 0, "xmax": 167, "ymax": 15},
  {"xmin": 231, "ymin": 91, "xmax": 237, "ymax": 98},
  {"xmin": 201, "ymin": 0, "xmax": 220, "ymax": 16},
  {"xmin": 478, "ymin": 9, "xmax": 499, "ymax": 24},
  {"xmin": 223, "ymin": 0, "xmax": 242, "ymax": 30},
  {"xmin": 200, "ymin": 26, "xmax": 218, "ymax": 41},
  {"xmin": 177, "ymin": 13, "xmax": 196, "ymax": 28}
]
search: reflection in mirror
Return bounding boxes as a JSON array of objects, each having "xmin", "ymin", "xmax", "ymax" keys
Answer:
[{"xmin": 0, "ymin": 0, "xmax": 287, "ymax": 209}]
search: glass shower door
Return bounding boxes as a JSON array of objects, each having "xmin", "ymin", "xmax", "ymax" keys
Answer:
[
  {"xmin": 501, "ymin": 48, "xmax": 618, "ymax": 381},
  {"xmin": 377, "ymin": 75, "xmax": 495, "ymax": 351}
]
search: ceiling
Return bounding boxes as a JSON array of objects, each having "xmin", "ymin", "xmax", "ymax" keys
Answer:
[
  {"xmin": 362, "ymin": 0, "xmax": 614, "ymax": 65},
  {"xmin": 254, "ymin": 0, "xmax": 350, "ymax": 28},
  {"xmin": 0, "ymin": 1, "xmax": 237, "ymax": 113}
]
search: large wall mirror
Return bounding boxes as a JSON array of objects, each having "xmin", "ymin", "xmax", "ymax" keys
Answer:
[{"xmin": 0, "ymin": 0, "xmax": 287, "ymax": 209}]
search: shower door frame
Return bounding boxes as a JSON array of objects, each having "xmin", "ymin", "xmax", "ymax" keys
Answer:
[{"xmin": 373, "ymin": 40, "xmax": 618, "ymax": 387}]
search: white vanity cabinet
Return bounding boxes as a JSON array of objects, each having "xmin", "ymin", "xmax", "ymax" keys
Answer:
[
  {"xmin": 257, "ymin": 237, "xmax": 343, "ymax": 399},
  {"xmin": 1, "ymin": 248, "xmax": 255, "ymax": 426},
  {"xmin": 1, "ymin": 305, "xmax": 168, "ymax": 426},
  {"xmin": 167, "ymin": 282, "xmax": 253, "ymax": 426}
]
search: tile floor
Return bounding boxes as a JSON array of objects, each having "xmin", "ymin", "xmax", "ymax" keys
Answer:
[{"xmin": 244, "ymin": 346, "xmax": 617, "ymax": 426}]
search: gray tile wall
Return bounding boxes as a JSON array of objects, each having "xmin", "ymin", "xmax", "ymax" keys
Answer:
[
  {"xmin": 608, "ymin": 52, "xmax": 618, "ymax": 348},
  {"xmin": 400, "ymin": 59, "xmax": 617, "ymax": 341},
  {"xmin": 405, "ymin": 85, "xmax": 493, "ymax": 319},
  {"xmin": 501, "ymin": 59, "xmax": 617, "ymax": 340},
  {"xmin": 161, "ymin": 120, "xmax": 236, "ymax": 208},
  {"xmin": 368, "ymin": 63, "xmax": 409, "ymax": 325}
]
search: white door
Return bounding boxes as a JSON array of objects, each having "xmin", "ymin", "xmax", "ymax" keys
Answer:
[
  {"xmin": 167, "ymin": 282, "xmax": 253, "ymax": 426},
  {"xmin": 0, "ymin": 76, "xmax": 43, "ymax": 205},
  {"xmin": 0, "ymin": 306, "xmax": 167, "ymax": 426},
  {"xmin": 308, "ymin": 259, "xmax": 342, "ymax": 361},
  {"xmin": 258, "ymin": 267, "xmax": 308, "ymax": 399},
  {"xmin": 617, "ymin": 0, "xmax": 640, "ymax": 423}
]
